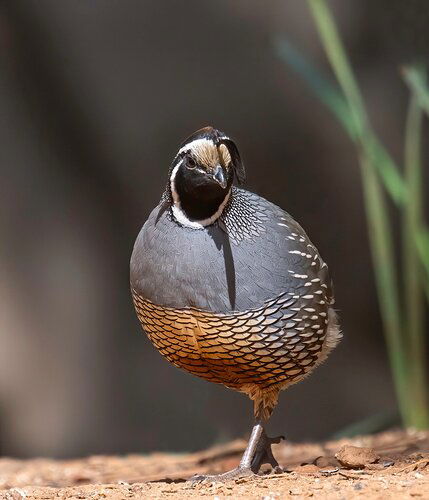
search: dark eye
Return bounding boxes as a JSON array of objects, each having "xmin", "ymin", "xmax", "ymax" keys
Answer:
[{"xmin": 187, "ymin": 156, "xmax": 196, "ymax": 169}]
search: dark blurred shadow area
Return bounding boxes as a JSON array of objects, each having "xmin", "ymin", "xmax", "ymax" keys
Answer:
[{"xmin": 0, "ymin": 0, "xmax": 427, "ymax": 458}]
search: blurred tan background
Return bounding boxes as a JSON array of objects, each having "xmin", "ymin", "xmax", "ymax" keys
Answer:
[{"xmin": 0, "ymin": 0, "xmax": 427, "ymax": 458}]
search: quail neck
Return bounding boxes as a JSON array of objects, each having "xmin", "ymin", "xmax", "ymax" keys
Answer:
[{"xmin": 168, "ymin": 127, "xmax": 245, "ymax": 229}]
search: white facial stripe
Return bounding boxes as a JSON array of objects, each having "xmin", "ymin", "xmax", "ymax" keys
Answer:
[
  {"xmin": 169, "ymin": 158, "xmax": 183, "ymax": 206},
  {"xmin": 169, "ymin": 157, "xmax": 230, "ymax": 229},
  {"xmin": 176, "ymin": 138, "xmax": 214, "ymax": 158}
]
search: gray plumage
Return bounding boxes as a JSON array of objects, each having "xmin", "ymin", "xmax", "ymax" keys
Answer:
[{"xmin": 131, "ymin": 187, "xmax": 332, "ymax": 316}]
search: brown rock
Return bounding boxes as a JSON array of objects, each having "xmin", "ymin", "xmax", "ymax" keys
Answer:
[{"xmin": 335, "ymin": 445, "xmax": 380, "ymax": 469}]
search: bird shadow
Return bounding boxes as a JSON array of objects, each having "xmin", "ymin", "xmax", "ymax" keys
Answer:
[{"xmin": 208, "ymin": 222, "xmax": 236, "ymax": 310}]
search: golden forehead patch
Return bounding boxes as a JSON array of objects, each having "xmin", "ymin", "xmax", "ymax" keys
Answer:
[
  {"xmin": 218, "ymin": 143, "xmax": 232, "ymax": 166},
  {"xmin": 190, "ymin": 140, "xmax": 231, "ymax": 169}
]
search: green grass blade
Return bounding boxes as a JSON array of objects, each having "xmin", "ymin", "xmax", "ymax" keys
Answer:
[
  {"xmin": 404, "ymin": 66, "xmax": 429, "ymax": 301},
  {"xmin": 274, "ymin": 37, "xmax": 407, "ymax": 206},
  {"xmin": 416, "ymin": 229, "xmax": 429, "ymax": 302},
  {"xmin": 364, "ymin": 138, "xmax": 407, "ymax": 208},
  {"xmin": 360, "ymin": 156, "xmax": 410, "ymax": 424},
  {"xmin": 306, "ymin": 0, "xmax": 408, "ymax": 206},
  {"xmin": 306, "ymin": 0, "xmax": 367, "ymax": 135},
  {"xmin": 403, "ymin": 82, "xmax": 429, "ymax": 428},
  {"xmin": 403, "ymin": 66, "xmax": 429, "ymax": 116},
  {"xmin": 306, "ymin": 0, "xmax": 411, "ymax": 425},
  {"xmin": 415, "ymin": 229, "xmax": 429, "ymax": 277},
  {"xmin": 273, "ymin": 38, "xmax": 357, "ymax": 138}
]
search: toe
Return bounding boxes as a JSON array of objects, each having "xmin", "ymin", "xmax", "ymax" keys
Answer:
[{"xmin": 188, "ymin": 466, "xmax": 255, "ymax": 483}]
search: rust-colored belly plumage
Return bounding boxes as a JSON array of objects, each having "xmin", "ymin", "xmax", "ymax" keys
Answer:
[{"xmin": 132, "ymin": 289, "xmax": 326, "ymax": 392}]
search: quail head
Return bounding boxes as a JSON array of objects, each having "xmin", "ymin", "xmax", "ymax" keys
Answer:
[{"xmin": 130, "ymin": 126, "xmax": 341, "ymax": 480}]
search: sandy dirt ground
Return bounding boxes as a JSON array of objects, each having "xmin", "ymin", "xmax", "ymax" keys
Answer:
[{"xmin": 0, "ymin": 429, "xmax": 428, "ymax": 499}]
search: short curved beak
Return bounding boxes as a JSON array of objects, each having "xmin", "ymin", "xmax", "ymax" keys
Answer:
[{"xmin": 212, "ymin": 165, "xmax": 227, "ymax": 189}]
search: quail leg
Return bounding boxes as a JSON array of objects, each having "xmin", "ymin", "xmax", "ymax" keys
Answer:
[
  {"xmin": 190, "ymin": 420, "xmax": 284, "ymax": 483},
  {"xmin": 250, "ymin": 427, "xmax": 284, "ymax": 474}
]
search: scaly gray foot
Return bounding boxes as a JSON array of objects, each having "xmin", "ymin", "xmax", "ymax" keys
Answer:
[
  {"xmin": 189, "ymin": 432, "xmax": 284, "ymax": 483},
  {"xmin": 251, "ymin": 431, "xmax": 284, "ymax": 473}
]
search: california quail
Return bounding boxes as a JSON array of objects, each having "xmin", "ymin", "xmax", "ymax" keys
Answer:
[{"xmin": 130, "ymin": 126, "xmax": 341, "ymax": 480}]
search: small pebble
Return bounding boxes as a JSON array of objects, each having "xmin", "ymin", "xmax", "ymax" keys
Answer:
[{"xmin": 320, "ymin": 467, "xmax": 339, "ymax": 475}]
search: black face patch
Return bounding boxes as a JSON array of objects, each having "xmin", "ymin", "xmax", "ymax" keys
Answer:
[
  {"xmin": 173, "ymin": 156, "xmax": 233, "ymax": 221},
  {"xmin": 174, "ymin": 126, "xmax": 245, "ymax": 184}
]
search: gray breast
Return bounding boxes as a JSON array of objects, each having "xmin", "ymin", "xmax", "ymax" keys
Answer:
[{"xmin": 130, "ymin": 188, "xmax": 332, "ymax": 315}]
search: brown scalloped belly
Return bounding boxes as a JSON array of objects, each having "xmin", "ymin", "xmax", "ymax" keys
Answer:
[{"xmin": 132, "ymin": 289, "xmax": 327, "ymax": 391}]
